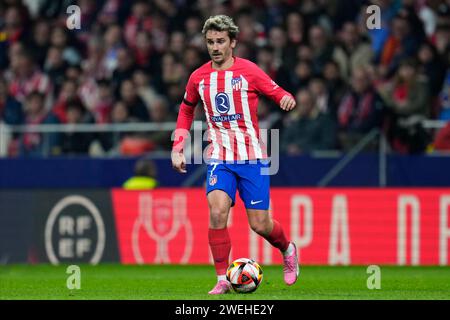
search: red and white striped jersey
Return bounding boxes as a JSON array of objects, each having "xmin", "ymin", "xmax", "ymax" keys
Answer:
[{"xmin": 173, "ymin": 57, "xmax": 292, "ymax": 161}]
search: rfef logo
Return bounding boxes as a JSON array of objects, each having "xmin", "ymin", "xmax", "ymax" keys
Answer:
[{"xmin": 45, "ymin": 195, "xmax": 105, "ymax": 265}]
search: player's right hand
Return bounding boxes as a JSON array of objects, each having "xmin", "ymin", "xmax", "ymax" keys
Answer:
[
  {"xmin": 280, "ymin": 94, "xmax": 296, "ymax": 111},
  {"xmin": 171, "ymin": 151, "xmax": 187, "ymax": 173}
]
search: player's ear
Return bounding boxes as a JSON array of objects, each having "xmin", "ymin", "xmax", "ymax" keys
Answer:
[{"xmin": 230, "ymin": 38, "xmax": 237, "ymax": 49}]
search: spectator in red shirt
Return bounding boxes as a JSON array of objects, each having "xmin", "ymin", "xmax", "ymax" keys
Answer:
[
  {"xmin": 52, "ymin": 79, "xmax": 80, "ymax": 123},
  {"xmin": 433, "ymin": 122, "xmax": 450, "ymax": 152},
  {"xmin": 338, "ymin": 67, "xmax": 384, "ymax": 150},
  {"xmin": 378, "ymin": 59, "xmax": 431, "ymax": 153},
  {"xmin": 5, "ymin": 50, "xmax": 53, "ymax": 108},
  {"xmin": 124, "ymin": 0, "xmax": 152, "ymax": 49}
]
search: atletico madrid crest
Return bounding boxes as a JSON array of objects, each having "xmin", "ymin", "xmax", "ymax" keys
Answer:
[
  {"xmin": 209, "ymin": 174, "xmax": 218, "ymax": 186},
  {"xmin": 231, "ymin": 76, "xmax": 242, "ymax": 90}
]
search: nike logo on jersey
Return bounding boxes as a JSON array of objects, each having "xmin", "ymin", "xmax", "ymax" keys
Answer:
[{"xmin": 250, "ymin": 200, "xmax": 263, "ymax": 205}]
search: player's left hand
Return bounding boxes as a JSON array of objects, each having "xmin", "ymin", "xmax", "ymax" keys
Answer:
[{"xmin": 280, "ymin": 95, "xmax": 296, "ymax": 111}]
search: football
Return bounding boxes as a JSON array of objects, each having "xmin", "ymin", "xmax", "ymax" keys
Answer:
[{"xmin": 226, "ymin": 258, "xmax": 263, "ymax": 293}]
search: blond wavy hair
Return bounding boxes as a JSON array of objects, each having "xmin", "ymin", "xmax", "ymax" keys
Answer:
[{"xmin": 202, "ymin": 15, "xmax": 239, "ymax": 40}]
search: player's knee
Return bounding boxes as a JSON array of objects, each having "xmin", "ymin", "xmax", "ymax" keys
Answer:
[{"xmin": 209, "ymin": 206, "xmax": 229, "ymax": 227}]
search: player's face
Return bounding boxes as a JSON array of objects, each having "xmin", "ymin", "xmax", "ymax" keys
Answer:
[{"xmin": 205, "ymin": 30, "xmax": 236, "ymax": 66}]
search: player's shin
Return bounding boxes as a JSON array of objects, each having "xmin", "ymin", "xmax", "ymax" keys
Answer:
[
  {"xmin": 262, "ymin": 219, "xmax": 290, "ymax": 253},
  {"xmin": 208, "ymin": 227, "xmax": 231, "ymax": 280}
]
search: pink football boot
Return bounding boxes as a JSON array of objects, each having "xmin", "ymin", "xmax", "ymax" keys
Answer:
[
  {"xmin": 208, "ymin": 280, "xmax": 232, "ymax": 295},
  {"xmin": 283, "ymin": 242, "xmax": 299, "ymax": 285}
]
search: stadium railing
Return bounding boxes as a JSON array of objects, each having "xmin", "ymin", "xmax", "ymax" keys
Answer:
[
  {"xmin": 2, "ymin": 120, "xmax": 447, "ymax": 154},
  {"xmin": 0, "ymin": 120, "xmax": 448, "ymax": 187},
  {"xmin": 0, "ymin": 121, "xmax": 181, "ymax": 157}
]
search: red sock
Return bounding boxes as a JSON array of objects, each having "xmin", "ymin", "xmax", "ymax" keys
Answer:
[
  {"xmin": 264, "ymin": 220, "xmax": 289, "ymax": 252},
  {"xmin": 208, "ymin": 227, "xmax": 231, "ymax": 276}
]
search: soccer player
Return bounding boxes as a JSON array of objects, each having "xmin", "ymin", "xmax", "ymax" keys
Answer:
[{"xmin": 171, "ymin": 15, "xmax": 299, "ymax": 294}]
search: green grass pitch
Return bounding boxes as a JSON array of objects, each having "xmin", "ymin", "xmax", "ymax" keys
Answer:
[{"xmin": 1, "ymin": 265, "xmax": 450, "ymax": 300}]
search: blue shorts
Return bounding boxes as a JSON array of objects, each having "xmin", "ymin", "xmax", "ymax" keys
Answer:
[{"xmin": 206, "ymin": 160, "xmax": 270, "ymax": 210}]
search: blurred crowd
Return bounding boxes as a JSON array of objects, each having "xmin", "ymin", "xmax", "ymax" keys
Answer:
[{"xmin": 1, "ymin": 0, "xmax": 450, "ymax": 157}]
